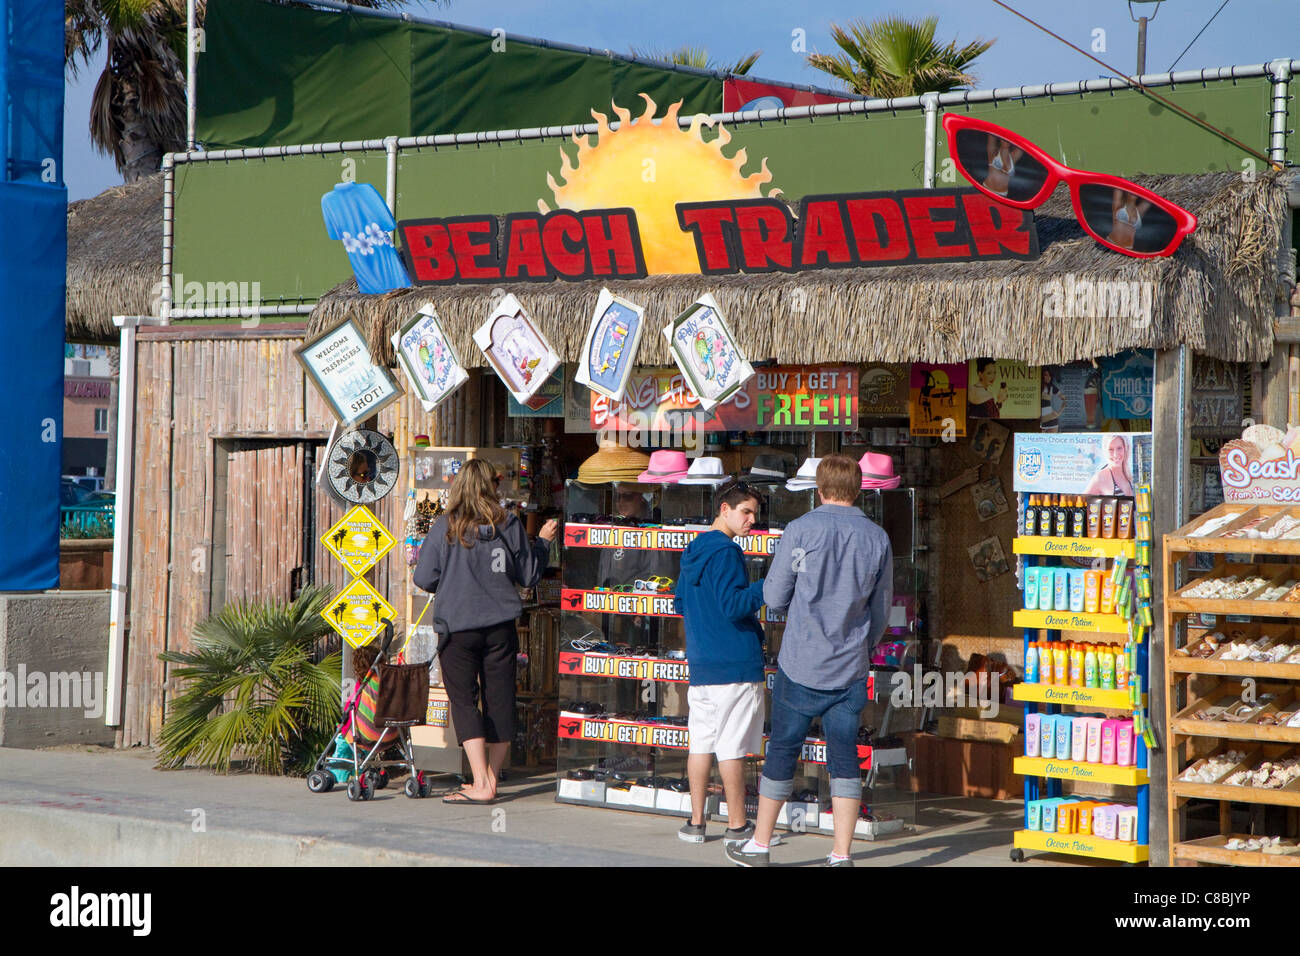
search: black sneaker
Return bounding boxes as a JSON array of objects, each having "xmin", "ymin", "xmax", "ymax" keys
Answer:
[
  {"xmin": 677, "ymin": 822, "xmax": 706, "ymax": 844},
  {"xmin": 724, "ymin": 840, "xmax": 770, "ymax": 867},
  {"xmin": 723, "ymin": 822, "xmax": 755, "ymax": 846}
]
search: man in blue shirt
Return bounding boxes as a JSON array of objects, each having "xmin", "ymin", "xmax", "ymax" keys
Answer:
[
  {"xmin": 673, "ymin": 479, "xmax": 766, "ymax": 846},
  {"xmin": 726, "ymin": 454, "xmax": 892, "ymax": 867}
]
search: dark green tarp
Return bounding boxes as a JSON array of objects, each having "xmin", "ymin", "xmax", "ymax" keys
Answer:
[{"xmin": 197, "ymin": 0, "xmax": 721, "ymax": 148}]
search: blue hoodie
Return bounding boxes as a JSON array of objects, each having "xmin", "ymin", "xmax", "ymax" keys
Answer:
[{"xmin": 675, "ymin": 530, "xmax": 766, "ymax": 686}]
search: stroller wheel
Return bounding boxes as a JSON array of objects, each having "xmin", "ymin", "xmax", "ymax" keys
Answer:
[
  {"xmin": 418, "ymin": 774, "xmax": 433, "ymax": 798},
  {"xmin": 347, "ymin": 777, "xmax": 373, "ymax": 802},
  {"xmin": 404, "ymin": 777, "xmax": 422, "ymax": 799},
  {"xmin": 376, "ymin": 770, "xmax": 390, "ymax": 790},
  {"xmin": 307, "ymin": 770, "xmax": 333, "ymax": 794}
]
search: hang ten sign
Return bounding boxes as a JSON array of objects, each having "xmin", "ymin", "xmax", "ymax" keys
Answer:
[{"xmin": 396, "ymin": 188, "xmax": 1038, "ymax": 285}]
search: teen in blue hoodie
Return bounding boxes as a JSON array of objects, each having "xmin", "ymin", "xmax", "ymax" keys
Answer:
[{"xmin": 673, "ymin": 479, "xmax": 766, "ymax": 846}]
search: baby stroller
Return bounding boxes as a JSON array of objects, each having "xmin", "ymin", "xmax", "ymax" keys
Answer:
[{"xmin": 306, "ymin": 620, "xmax": 434, "ymax": 801}]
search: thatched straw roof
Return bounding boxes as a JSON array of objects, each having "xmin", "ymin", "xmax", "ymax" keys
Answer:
[
  {"xmin": 66, "ymin": 174, "xmax": 163, "ymax": 343},
  {"xmin": 309, "ymin": 171, "xmax": 1293, "ymax": 367}
]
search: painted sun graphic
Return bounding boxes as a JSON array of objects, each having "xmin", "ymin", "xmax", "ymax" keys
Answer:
[{"xmin": 539, "ymin": 94, "xmax": 779, "ymax": 276}]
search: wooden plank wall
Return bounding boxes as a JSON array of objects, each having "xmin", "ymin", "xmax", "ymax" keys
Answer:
[
  {"xmin": 125, "ymin": 333, "xmax": 448, "ymax": 746},
  {"xmin": 123, "ymin": 342, "xmax": 173, "ymax": 748}
]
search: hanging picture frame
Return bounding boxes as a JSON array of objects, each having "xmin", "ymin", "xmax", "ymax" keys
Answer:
[
  {"xmin": 391, "ymin": 303, "xmax": 468, "ymax": 411},
  {"xmin": 574, "ymin": 288, "xmax": 645, "ymax": 402},
  {"xmin": 295, "ymin": 317, "xmax": 404, "ymax": 428},
  {"xmin": 473, "ymin": 294, "xmax": 561, "ymax": 404},
  {"xmin": 661, "ymin": 293, "xmax": 754, "ymax": 411}
]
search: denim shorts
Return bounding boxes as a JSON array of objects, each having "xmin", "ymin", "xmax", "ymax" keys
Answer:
[{"xmin": 760, "ymin": 668, "xmax": 870, "ymax": 800}]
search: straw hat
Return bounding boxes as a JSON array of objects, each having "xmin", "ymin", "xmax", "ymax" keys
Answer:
[{"xmin": 577, "ymin": 439, "xmax": 650, "ymax": 484}]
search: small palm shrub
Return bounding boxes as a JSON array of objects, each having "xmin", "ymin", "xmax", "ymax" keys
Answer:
[{"xmin": 157, "ymin": 585, "xmax": 342, "ymax": 774}]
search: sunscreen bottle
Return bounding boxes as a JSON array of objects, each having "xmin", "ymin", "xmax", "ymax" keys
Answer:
[
  {"xmin": 1100, "ymin": 644, "xmax": 1116, "ymax": 689},
  {"xmin": 1084, "ymin": 571, "xmax": 1100, "ymax": 613},
  {"xmin": 1115, "ymin": 642, "xmax": 1130, "ymax": 690},
  {"xmin": 1055, "ymin": 713, "xmax": 1072, "ymax": 758},
  {"xmin": 1025, "ymin": 642, "xmax": 1040, "ymax": 683},
  {"xmin": 1069, "ymin": 643, "xmax": 1084, "ymax": 686},
  {"xmin": 1069, "ymin": 569, "xmax": 1085, "ymax": 613},
  {"xmin": 1070, "ymin": 716, "xmax": 1088, "ymax": 762},
  {"xmin": 1024, "ymin": 567, "xmax": 1041, "ymax": 610},
  {"xmin": 1053, "ymin": 569, "xmax": 1069, "ymax": 611},
  {"xmin": 1100, "ymin": 575, "xmax": 1116, "ymax": 615},
  {"xmin": 1084, "ymin": 644, "xmax": 1098, "ymax": 688},
  {"xmin": 1039, "ymin": 714, "xmax": 1056, "ymax": 759},
  {"xmin": 1039, "ymin": 569, "xmax": 1055, "ymax": 611},
  {"xmin": 1025, "ymin": 713, "xmax": 1042, "ymax": 757},
  {"xmin": 1053, "ymin": 643, "xmax": 1068, "ymax": 686}
]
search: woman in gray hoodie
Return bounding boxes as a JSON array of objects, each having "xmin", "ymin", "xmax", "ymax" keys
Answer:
[{"xmin": 413, "ymin": 458, "xmax": 557, "ymax": 804}]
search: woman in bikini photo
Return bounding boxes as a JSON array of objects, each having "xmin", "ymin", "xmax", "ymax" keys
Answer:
[{"xmin": 1084, "ymin": 434, "xmax": 1135, "ymax": 497}]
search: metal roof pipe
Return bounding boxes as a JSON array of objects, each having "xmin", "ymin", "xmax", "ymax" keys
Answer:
[
  {"xmin": 1268, "ymin": 59, "xmax": 1293, "ymax": 167},
  {"xmin": 922, "ymin": 93, "xmax": 939, "ymax": 189}
]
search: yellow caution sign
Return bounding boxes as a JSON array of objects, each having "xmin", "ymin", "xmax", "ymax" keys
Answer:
[
  {"xmin": 320, "ymin": 576, "xmax": 397, "ymax": 648},
  {"xmin": 321, "ymin": 504, "xmax": 396, "ymax": 577}
]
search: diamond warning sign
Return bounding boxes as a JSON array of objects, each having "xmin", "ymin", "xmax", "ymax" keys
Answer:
[
  {"xmin": 321, "ymin": 504, "xmax": 396, "ymax": 577},
  {"xmin": 320, "ymin": 576, "xmax": 397, "ymax": 648}
]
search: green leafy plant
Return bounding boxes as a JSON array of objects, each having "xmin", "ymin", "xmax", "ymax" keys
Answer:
[
  {"xmin": 157, "ymin": 585, "xmax": 342, "ymax": 774},
  {"xmin": 807, "ymin": 16, "xmax": 994, "ymax": 98}
]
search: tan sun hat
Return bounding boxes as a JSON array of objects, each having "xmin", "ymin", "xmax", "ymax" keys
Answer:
[{"xmin": 577, "ymin": 438, "xmax": 651, "ymax": 484}]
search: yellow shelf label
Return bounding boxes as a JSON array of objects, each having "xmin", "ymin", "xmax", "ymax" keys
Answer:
[
  {"xmin": 1013, "ymin": 683, "xmax": 1140, "ymax": 709},
  {"xmin": 1013, "ymin": 537, "xmax": 1136, "ymax": 560},
  {"xmin": 1013, "ymin": 609, "xmax": 1129, "ymax": 635},
  {"xmin": 1014, "ymin": 756, "xmax": 1147, "ymax": 785},
  {"xmin": 1014, "ymin": 829, "xmax": 1148, "ymax": 863}
]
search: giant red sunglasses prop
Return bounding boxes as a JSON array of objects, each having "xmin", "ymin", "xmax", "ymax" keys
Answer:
[{"xmin": 942, "ymin": 114, "xmax": 1197, "ymax": 258}]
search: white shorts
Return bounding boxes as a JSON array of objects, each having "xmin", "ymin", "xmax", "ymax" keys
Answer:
[{"xmin": 687, "ymin": 682, "xmax": 765, "ymax": 762}]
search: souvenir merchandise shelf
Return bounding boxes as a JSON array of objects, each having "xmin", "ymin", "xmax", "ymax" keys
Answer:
[
  {"xmin": 1165, "ymin": 503, "xmax": 1300, "ymax": 867},
  {"xmin": 1011, "ymin": 486, "xmax": 1151, "ymax": 865},
  {"xmin": 555, "ymin": 480, "xmax": 917, "ymax": 838}
]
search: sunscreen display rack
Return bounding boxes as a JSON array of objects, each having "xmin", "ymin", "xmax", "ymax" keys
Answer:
[
  {"xmin": 1164, "ymin": 503, "xmax": 1300, "ymax": 867},
  {"xmin": 1012, "ymin": 487, "xmax": 1151, "ymax": 865}
]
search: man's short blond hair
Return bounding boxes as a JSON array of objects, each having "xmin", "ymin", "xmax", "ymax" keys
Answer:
[{"xmin": 816, "ymin": 454, "xmax": 862, "ymax": 502}]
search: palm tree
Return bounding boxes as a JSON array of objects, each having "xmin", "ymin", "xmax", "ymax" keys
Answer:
[
  {"xmin": 64, "ymin": 0, "xmax": 412, "ymax": 184},
  {"xmin": 630, "ymin": 45, "xmax": 762, "ymax": 76},
  {"xmin": 807, "ymin": 16, "xmax": 994, "ymax": 98}
]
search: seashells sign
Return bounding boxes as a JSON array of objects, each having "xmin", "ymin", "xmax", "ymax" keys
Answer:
[{"xmin": 1218, "ymin": 424, "xmax": 1300, "ymax": 503}]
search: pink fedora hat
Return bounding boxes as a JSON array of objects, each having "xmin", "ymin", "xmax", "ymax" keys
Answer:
[
  {"xmin": 638, "ymin": 449, "xmax": 690, "ymax": 483},
  {"xmin": 859, "ymin": 451, "xmax": 901, "ymax": 490}
]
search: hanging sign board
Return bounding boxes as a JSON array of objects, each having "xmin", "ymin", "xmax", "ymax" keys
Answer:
[
  {"xmin": 574, "ymin": 289, "xmax": 646, "ymax": 402},
  {"xmin": 295, "ymin": 318, "xmax": 403, "ymax": 428},
  {"xmin": 662, "ymin": 294, "xmax": 754, "ymax": 411},
  {"xmin": 967, "ymin": 358, "xmax": 1040, "ymax": 420},
  {"xmin": 591, "ymin": 365, "xmax": 855, "ymax": 433},
  {"xmin": 858, "ymin": 363, "xmax": 910, "ymax": 417},
  {"xmin": 320, "ymin": 576, "xmax": 398, "ymax": 649},
  {"xmin": 474, "ymin": 293, "xmax": 561, "ymax": 404},
  {"xmin": 392, "ymin": 304, "xmax": 468, "ymax": 411},
  {"xmin": 321, "ymin": 504, "xmax": 396, "ymax": 577}
]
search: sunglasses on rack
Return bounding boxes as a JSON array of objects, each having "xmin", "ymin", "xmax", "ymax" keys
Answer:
[{"xmin": 942, "ymin": 114, "xmax": 1197, "ymax": 258}]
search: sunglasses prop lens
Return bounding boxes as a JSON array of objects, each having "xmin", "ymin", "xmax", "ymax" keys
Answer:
[
  {"xmin": 952, "ymin": 129, "xmax": 1051, "ymax": 204},
  {"xmin": 1077, "ymin": 184, "xmax": 1180, "ymax": 255}
]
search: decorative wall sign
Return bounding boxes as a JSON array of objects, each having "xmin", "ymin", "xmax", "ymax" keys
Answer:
[
  {"xmin": 295, "ymin": 318, "xmax": 404, "ymax": 428},
  {"xmin": 574, "ymin": 289, "xmax": 646, "ymax": 402},
  {"xmin": 661, "ymin": 294, "xmax": 754, "ymax": 411},
  {"xmin": 321, "ymin": 504, "xmax": 396, "ymax": 577},
  {"xmin": 909, "ymin": 363, "xmax": 966, "ymax": 437},
  {"xmin": 325, "ymin": 429, "xmax": 400, "ymax": 504},
  {"xmin": 967, "ymin": 358, "xmax": 1040, "ymax": 419},
  {"xmin": 473, "ymin": 294, "xmax": 561, "ymax": 404},
  {"xmin": 1189, "ymin": 357, "xmax": 1245, "ymax": 438},
  {"xmin": 858, "ymin": 363, "xmax": 910, "ymax": 417},
  {"xmin": 392, "ymin": 304, "xmax": 468, "ymax": 411},
  {"xmin": 1100, "ymin": 350, "xmax": 1154, "ymax": 419},
  {"xmin": 968, "ymin": 536, "xmax": 1010, "ymax": 581},
  {"xmin": 1218, "ymin": 424, "xmax": 1300, "ymax": 504}
]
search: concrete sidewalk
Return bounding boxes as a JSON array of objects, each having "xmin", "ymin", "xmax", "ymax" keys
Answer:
[{"xmin": 0, "ymin": 746, "xmax": 1081, "ymax": 867}]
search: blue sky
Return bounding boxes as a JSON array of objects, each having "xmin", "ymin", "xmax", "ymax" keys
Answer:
[{"xmin": 63, "ymin": 0, "xmax": 1300, "ymax": 200}]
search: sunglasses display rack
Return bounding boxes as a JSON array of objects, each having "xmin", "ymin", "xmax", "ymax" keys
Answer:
[
  {"xmin": 556, "ymin": 479, "xmax": 917, "ymax": 838},
  {"xmin": 1010, "ymin": 470, "xmax": 1154, "ymax": 864},
  {"xmin": 1163, "ymin": 503, "xmax": 1300, "ymax": 867}
]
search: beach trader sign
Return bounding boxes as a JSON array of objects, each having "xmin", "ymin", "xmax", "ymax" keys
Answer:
[{"xmin": 395, "ymin": 188, "xmax": 1039, "ymax": 284}]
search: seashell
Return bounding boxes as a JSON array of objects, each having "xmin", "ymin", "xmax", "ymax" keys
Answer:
[
  {"xmin": 1259, "ymin": 442, "xmax": 1286, "ymax": 461},
  {"xmin": 1220, "ymin": 438, "xmax": 1260, "ymax": 464},
  {"xmin": 1242, "ymin": 423, "xmax": 1285, "ymax": 447}
]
